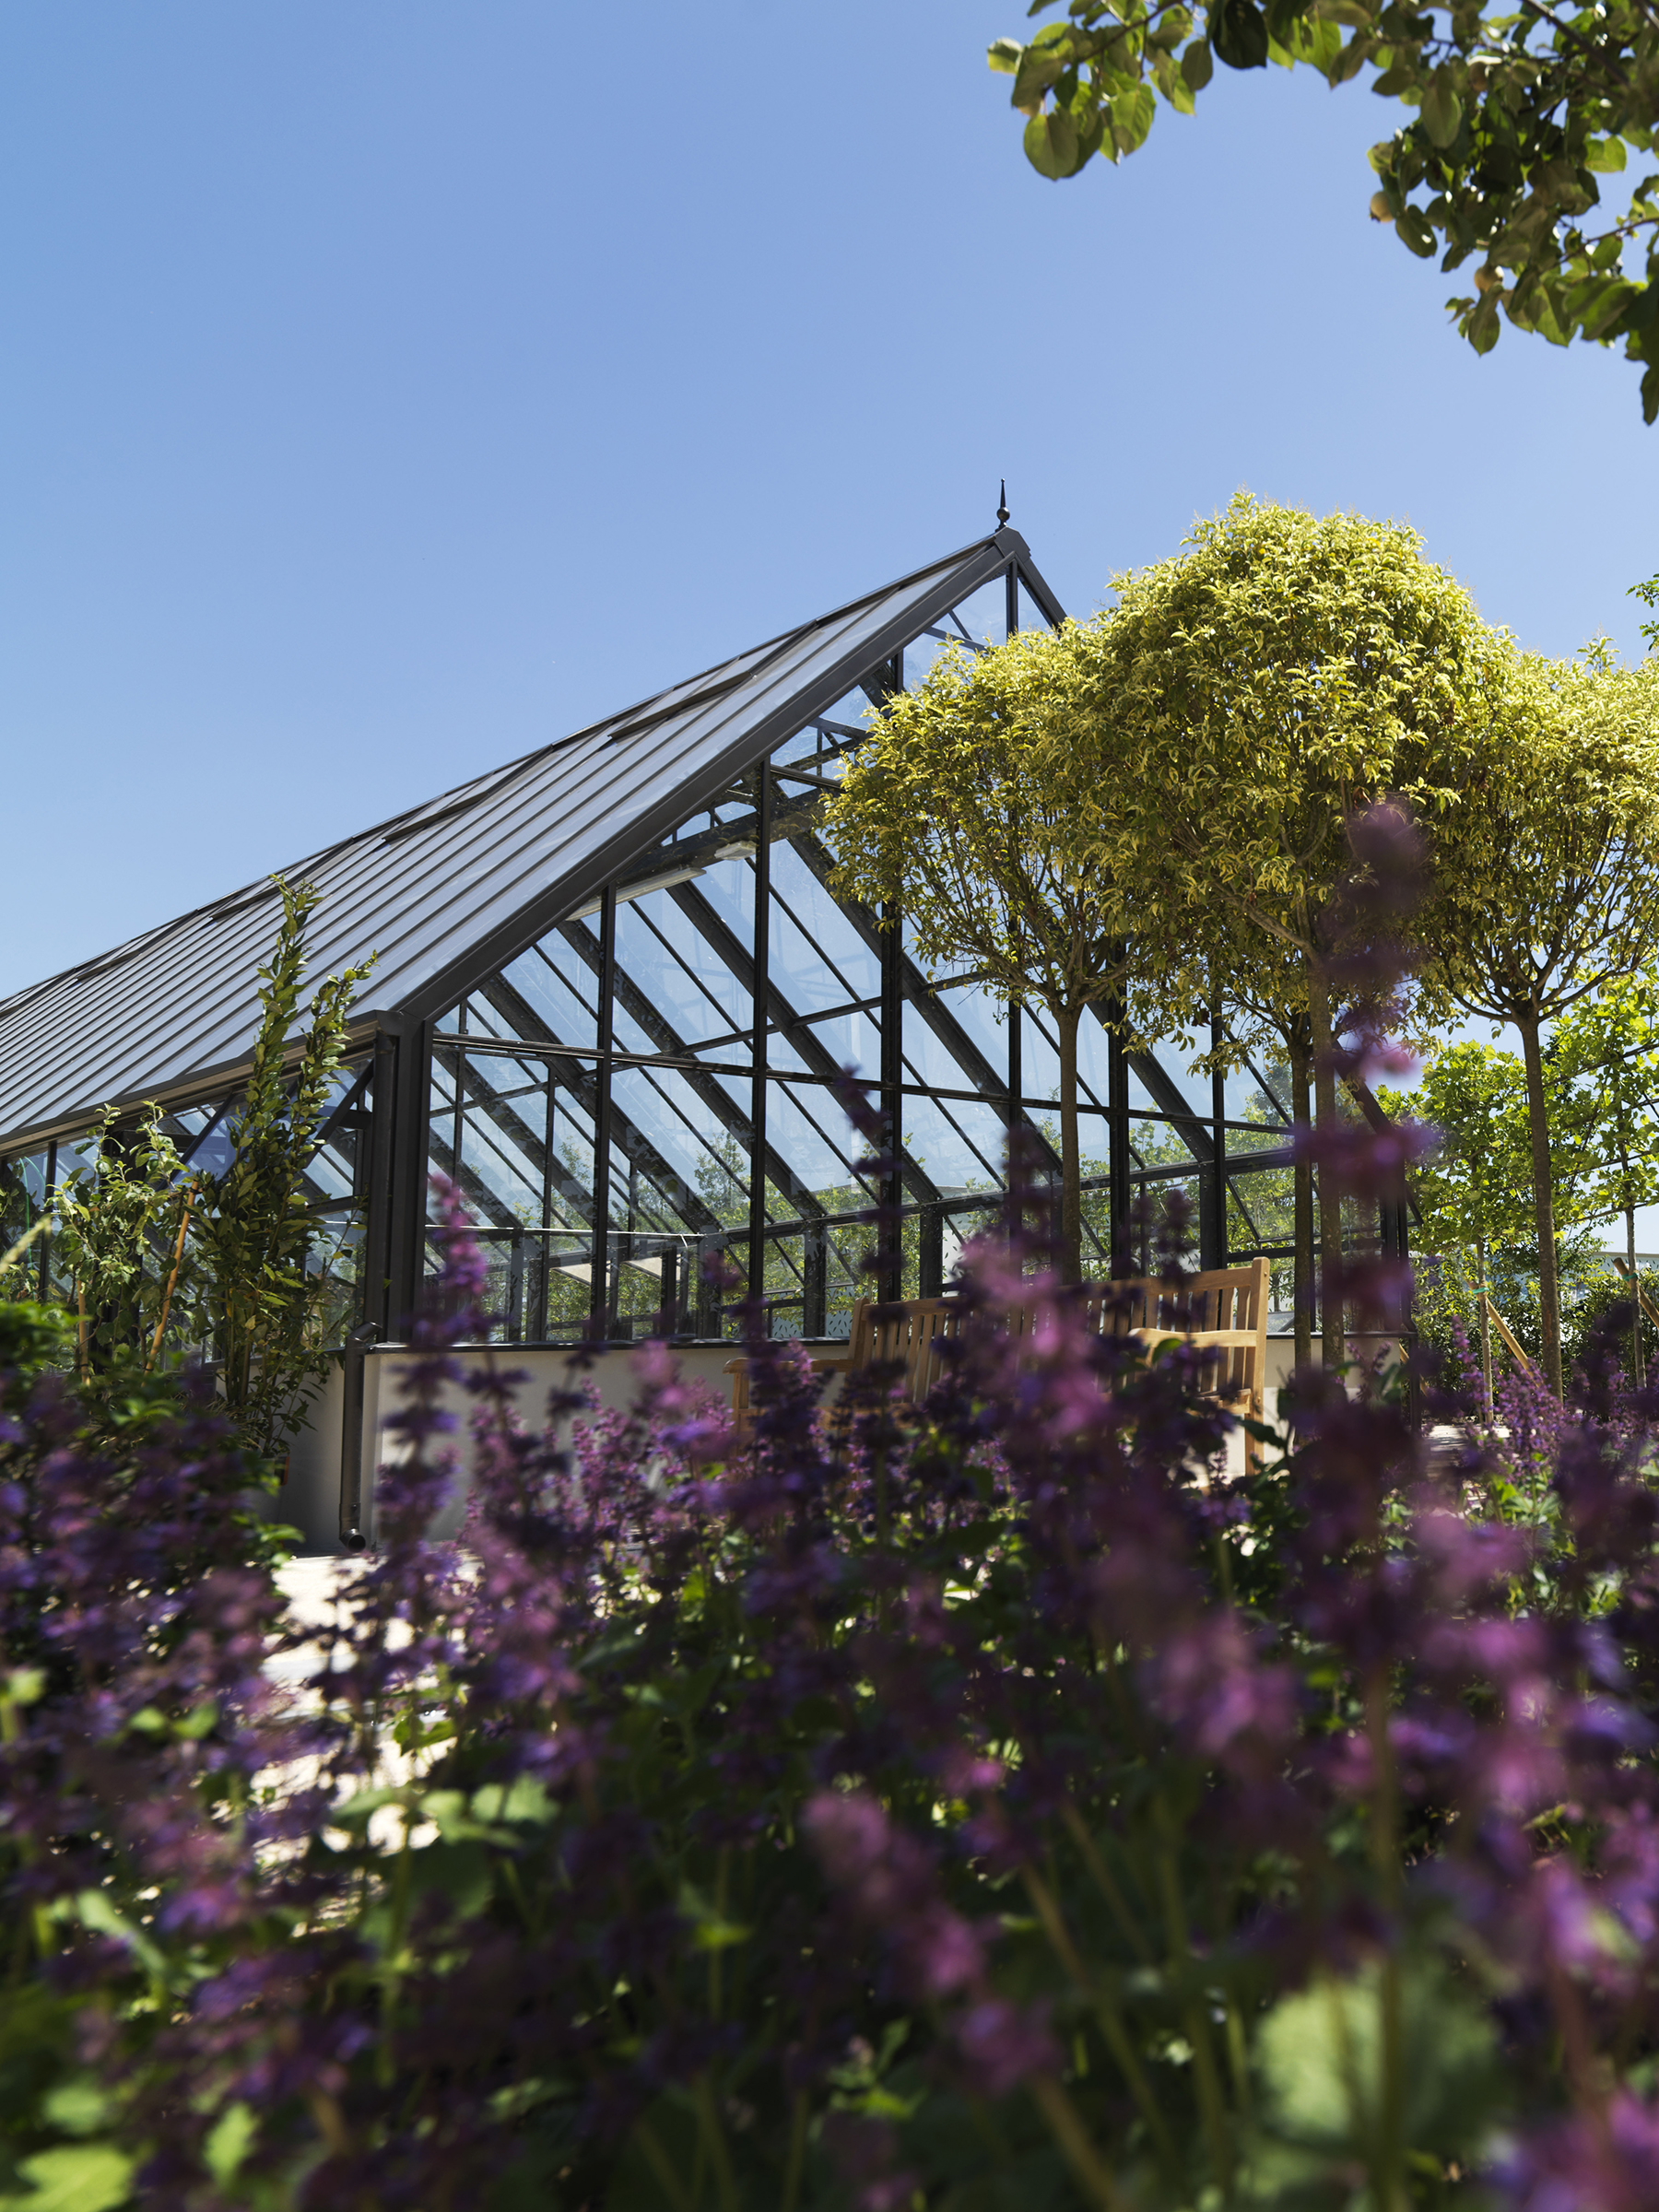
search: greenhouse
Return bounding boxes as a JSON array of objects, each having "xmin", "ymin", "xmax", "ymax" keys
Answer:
[{"xmin": 0, "ymin": 525, "xmax": 1371, "ymax": 1540}]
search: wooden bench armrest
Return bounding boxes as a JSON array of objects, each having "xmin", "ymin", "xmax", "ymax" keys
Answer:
[
  {"xmin": 726, "ymin": 1353, "xmax": 853, "ymax": 1374},
  {"xmin": 1131, "ymin": 1328, "xmax": 1261, "ymax": 1349}
]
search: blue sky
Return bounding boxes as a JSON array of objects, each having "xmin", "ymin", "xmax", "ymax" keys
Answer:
[{"xmin": 4, "ymin": 0, "xmax": 1656, "ymax": 1229}]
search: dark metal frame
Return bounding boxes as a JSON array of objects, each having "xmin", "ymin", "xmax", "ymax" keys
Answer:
[{"xmin": 0, "ymin": 527, "xmax": 1404, "ymax": 1547}]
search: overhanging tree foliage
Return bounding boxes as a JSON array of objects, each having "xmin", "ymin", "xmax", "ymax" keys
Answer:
[
  {"xmin": 1438, "ymin": 645, "xmax": 1659, "ymax": 1393},
  {"xmin": 822, "ymin": 631, "xmax": 1135, "ymax": 1283},
  {"xmin": 987, "ymin": 0, "xmax": 1659, "ymax": 418}
]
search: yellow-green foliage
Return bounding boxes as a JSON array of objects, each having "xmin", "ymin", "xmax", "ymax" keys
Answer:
[
  {"xmin": 823, "ymin": 625, "xmax": 1132, "ymax": 1019},
  {"xmin": 1061, "ymin": 494, "xmax": 1501, "ymax": 1009},
  {"xmin": 1441, "ymin": 648, "xmax": 1659, "ymax": 1033}
]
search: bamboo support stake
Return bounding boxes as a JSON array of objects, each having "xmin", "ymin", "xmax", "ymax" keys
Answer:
[
  {"xmin": 1480, "ymin": 1291, "xmax": 1544, "ymax": 1382},
  {"xmin": 1613, "ymin": 1255, "xmax": 1659, "ymax": 1339},
  {"xmin": 147, "ymin": 1183, "xmax": 197, "ymax": 1371}
]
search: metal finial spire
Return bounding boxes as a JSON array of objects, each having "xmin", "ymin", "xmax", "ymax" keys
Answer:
[{"xmin": 995, "ymin": 479, "xmax": 1010, "ymax": 529}]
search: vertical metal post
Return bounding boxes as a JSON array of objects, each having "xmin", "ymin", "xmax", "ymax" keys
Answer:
[
  {"xmin": 747, "ymin": 758, "xmax": 773, "ymax": 1326},
  {"xmin": 535, "ymin": 1069, "xmax": 557, "ymax": 1342},
  {"xmin": 1205, "ymin": 1004, "xmax": 1227, "ymax": 1272},
  {"xmin": 804, "ymin": 1222, "xmax": 827, "ymax": 1335},
  {"xmin": 880, "ymin": 897, "xmax": 905, "ymax": 1303},
  {"xmin": 382, "ymin": 1018, "xmax": 433, "ymax": 1336},
  {"xmin": 452, "ymin": 1001, "xmax": 466, "ymax": 1190},
  {"xmin": 1107, "ymin": 972, "xmax": 1132, "ymax": 1275},
  {"xmin": 1006, "ymin": 997, "xmax": 1023, "ymax": 1231},
  {"xmin": 1006, "ymin": 559, "xmax": 1019, "ymax": 643},
  {"xmin": 359, "ymin": 1031, "xmax": 397, "ymax": 1338},
  {"xmin": 508, "ymin": 1228, "xmax": 524, "ymax": 1343},
  {"xmin": 590, "ymin": 885, "xmax": 616, "ymax": 1336},
  {"xmin": 37, "ymin": 1139, "xmax": 57, "ymax": 1302}
]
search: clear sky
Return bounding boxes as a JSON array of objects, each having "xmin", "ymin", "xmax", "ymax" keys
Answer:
[{"xmin": 4, "ymin": 0, "xmax": 1657, "ymax": 1229}]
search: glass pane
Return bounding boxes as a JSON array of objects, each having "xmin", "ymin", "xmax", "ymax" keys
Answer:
[
  {"xmin": 768, "ymin": 842, "xmax": 879, "ymax": 1012},
  {"xmin": 499, "ymin": 933, "xmax": 599, "ymax": 1050},
  {"xmin": 615, "ymin": 884, "xmax": 752, "ymax": 1053}
]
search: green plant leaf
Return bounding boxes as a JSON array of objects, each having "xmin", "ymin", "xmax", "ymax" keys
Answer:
[
  {"xmin": 987, "ymin": 37, "xmax": 1025, "ymax": 73},
  {"xmin": 1023, "ymin": 107, "xmax": 1080, "ymax": 175},
  {"xmin": 1396, "ymin": 204, "xmax": 1437, "ymax": 255},
  {"xmin": 1420, "ymin": 74, "xmax": 1463, "ymax": 146},
  {"xmin": 0, "ymin": 2146, "xmax": 133, "ymax": 2212},
  {"xmin": 1256, "ymin": 1956, "xmax": 1502, "ymax": 2164},
  {"xmin": 1181, "ymin": 34, "xmax": 1214, "ymax": 87},
  {"xmin": 1211, "ymin": 0, "xmax": 1269, "ymax": 70},
  {"xmin": 204, "ymin": 2102, "xmax": 256, "ymax": 2187}
]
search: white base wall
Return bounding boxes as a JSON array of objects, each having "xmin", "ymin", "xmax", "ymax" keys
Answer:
[{"xmin": 274, "ymin": 1330, "xmax": 1409, "ymax": 1558}]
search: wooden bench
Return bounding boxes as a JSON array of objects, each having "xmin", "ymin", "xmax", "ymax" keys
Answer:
[{"xmin": 726, "ymin": 1258, "xmax": 1271, "ymax": 1464}]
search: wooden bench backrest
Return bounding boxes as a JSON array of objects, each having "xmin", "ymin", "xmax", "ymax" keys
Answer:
[
  {"xmin": 1082, "ymin": 1256, "xmax": 1270, "ymax": 1410},
  {"xmin": 734, "ymin": 1262, "xmax": 1270, "ymax": 1441},
  {"xmin": 841, "ymin": 1296, "xmax": 965, "ymax": 1402}
]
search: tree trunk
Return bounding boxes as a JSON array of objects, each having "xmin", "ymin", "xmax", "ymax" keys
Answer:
[
  {"xmin": 1629, "ymin": 1199, "xmax": 1641, "ymax": 1385},
  {"xmin": 1304, "ymin": 956, "xmax": 1346, "ymax": 1371},
  {"xmin": 1477, "ymin": 1233, "xmax": 1493, "ymax": 1416},
  {"xmin": 1516, "ymin": 1014, "xmax": 1562, "ymax": 1397},
  {"xmin": 1056, "ymin": 1001, "xmax": 1082, "ymax": 1284},
  {"xmin": 1289, "ymin": 1034, "xmax": 1314, "ymax": 1369}
]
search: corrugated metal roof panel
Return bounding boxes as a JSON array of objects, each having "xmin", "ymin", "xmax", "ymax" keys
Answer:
[{"xmin": 0, "ymin": 529, "xmax": 1055, "ymax": 1151}]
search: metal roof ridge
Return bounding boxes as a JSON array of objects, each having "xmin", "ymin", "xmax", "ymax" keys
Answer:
[{"xmin": 1, "ymin": 530, "xmax": 1014, "ymax": 1017}]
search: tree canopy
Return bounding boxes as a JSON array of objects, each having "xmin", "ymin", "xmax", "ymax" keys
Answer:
[
  {"xmin": 1436, "ymin": 644, "xmax": 1659, "ymax": 1388},
  {"xmin": 1061, "ymin": 495, "xmax": 1500, "ymax": 1359},
  {"xmin": 988, "ymin": 0, "xmax": 1659, "ymax": 418},
  {"xmin": 821, "ymin": 629, "xmax": 1136, "ymax": 1281}
]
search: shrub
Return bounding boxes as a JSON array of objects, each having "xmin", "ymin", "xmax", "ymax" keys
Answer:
[{"xmin": 6, "ymin": 1133, "xmax": 1659, "ymax": 2211}]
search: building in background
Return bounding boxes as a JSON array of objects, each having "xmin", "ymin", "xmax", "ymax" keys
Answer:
[{"xmin": 0, "ymin": 528, "xmax": 1313, "ymax": 1518}]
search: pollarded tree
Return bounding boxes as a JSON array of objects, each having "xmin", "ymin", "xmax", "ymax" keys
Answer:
[
  {"xmin": 1063, "ymin": 496, "xmax": 1501, "ymax": 1367},
  {"xmin": 1381, "ymin": 1041, "xmax": 1546, "ymax": 1405},
  {"xmin": 1439, "ymin": 648, "xmax": 1659, "ymax": 1393},
  {"xmin": 821, "ymin": 629, "xmax": 1137, "ymax": 1283},
  {"xmin": 1553, "ymin": 967, "xmax": 1659, "ymax": 1383}
]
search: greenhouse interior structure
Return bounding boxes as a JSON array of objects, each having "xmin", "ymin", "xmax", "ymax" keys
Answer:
[{"xmin": 0, "ymin": 526, "xmax": 1395, "ymax": 1547}]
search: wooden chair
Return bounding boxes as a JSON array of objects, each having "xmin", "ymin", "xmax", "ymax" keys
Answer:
[
  {"xmin": 1091, "ymin": 1257, "xmax": 1271, "ymax": 1468},
  {"xmin": 725, "ymin": 1297, "xmax": 965, "ymax": 1430}
]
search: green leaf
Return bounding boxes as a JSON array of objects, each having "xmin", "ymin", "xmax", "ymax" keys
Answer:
[
  {"xmin": 73, "ymin": 1890, "xmax": 166, "ymax": 1981},
  {"xmin": 1111, "ymin": 82, "xmax": 1157, "ymax": 151},
  {"xmin": 1181, "ymin": 36, "xmax": 1215, "ymax": 87},
  {"xmin": 39, "ymin": 2085, "xmax": 112, "ymax": 2141},
  {"xmin": 0, "ymin": 2147, "xmax": 133, "ymax": 2212},
  {"xmin": 1210, "ymin": 0, "xmax": 1269, "ymax": 68},
  {"xmin": 1465, "ymin": 288, "xmax": 1501, "ymax": 353},
  {"xmin": 1419, "ymin": 74, "xmax": 1462, "ymax": 147},
  {"xmin": 1584, "ymin": 134, "xmax": 1627, "ymax": 172},
  {"xmin": 988, "ymin": 36, "xmax": 1025, "ymax": 72},
  {"xmin": 1256, "ymin": 1957, "xmax": 1501, "ymax": 2166},
  {"xmin": 204, "ymin": 2102, "xmax": 256, "ymax": 2188},
  {"xmin": 1013, "ymin": 47, "xmax": 1067, "ymax": 104},
  {"xmin": 1023, "ymin": 106, "xmax": 1081, "ymax": 176},
  {"xmin": 1396, "ymin": 204, "xmax": 1437, "ymax": 256}
]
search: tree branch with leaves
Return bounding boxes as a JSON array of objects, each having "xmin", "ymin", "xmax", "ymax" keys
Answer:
[{"xmin": 988, "ymin": 0, "xmax": 1659, "ymax": 418}]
